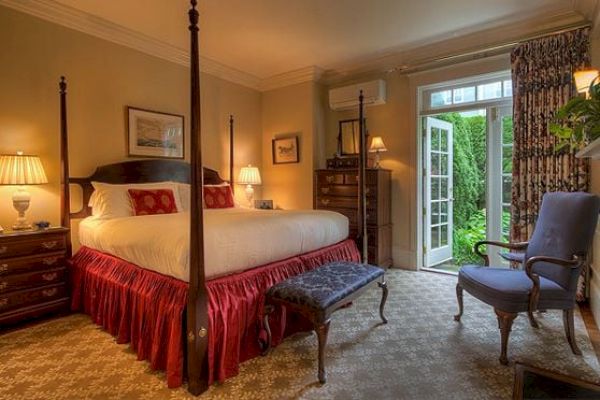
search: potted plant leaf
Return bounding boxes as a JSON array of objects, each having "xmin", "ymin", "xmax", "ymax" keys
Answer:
[{"xmin": 549, "ymin": 80, "xmax": 600, "ymax": 157}]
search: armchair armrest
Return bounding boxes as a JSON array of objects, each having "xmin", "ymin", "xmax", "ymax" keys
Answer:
[
  {"xmin": 524, "ymin": 255, "xmax": 581, "ymax": 314},
  {"xmin": 473, "ymin": 240, "xmax": 529, "ymax": 266}
]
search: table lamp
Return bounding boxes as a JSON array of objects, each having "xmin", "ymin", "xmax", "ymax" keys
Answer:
[
  {"xmin": 574, "ymin": 69, "xmax": 599, "ymax": 98},
  {"xmin": 369, "ymin": 136, "xmax": 387, "ymax": 168},
  {"xmin": 238, "ymin": 165, "xmax": 261, "ymax": 207},
  {"xmin": 0, "ymin": 151, "xmax": 48, "ymax": 230}
]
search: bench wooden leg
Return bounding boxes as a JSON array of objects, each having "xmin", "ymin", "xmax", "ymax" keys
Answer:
[
  {"xmin": 316, "ymin": 319, "xmax": 330, "ymax": 384},
  {"xmin": 261, "ymin": 304, "xmax": 274, "ymax": 356},
  {"xmin": 378, "ymin": 281, "xmax": 388, "ymax": 324}
]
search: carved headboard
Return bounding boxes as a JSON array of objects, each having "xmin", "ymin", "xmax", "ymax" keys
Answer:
[{"xmin": 70, "ymin": 159, "xmax": 226, "ymax": 218}]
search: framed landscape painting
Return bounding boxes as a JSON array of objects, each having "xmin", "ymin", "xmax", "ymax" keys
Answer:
[
  {"xmin": 272, "ymin": 136, "xmax": 299, "ymax": 164},
  {"xmin": 127, "ymin": 107, "xmax": 184, "ymax": 159}
]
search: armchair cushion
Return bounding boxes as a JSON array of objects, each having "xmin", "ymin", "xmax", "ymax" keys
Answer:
[{"xmin": 458, "ymin": 266, "xmax": 574, "ymax": 313}]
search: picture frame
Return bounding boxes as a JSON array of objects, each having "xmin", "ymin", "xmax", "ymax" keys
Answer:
[
  {"xmin": 254, "ymin": 199, "xmax": 274, "ymax": 210},
  {"xmin": 127, "ymin": 106, "xmax": 185, "ymax": 159},
  {"xmin": 338, "ymin": 118, "xmax": 367, "ymax": 155},
  {"xmin": 272, "ymin": 136, "xmax": 299, "ymax": 164}
]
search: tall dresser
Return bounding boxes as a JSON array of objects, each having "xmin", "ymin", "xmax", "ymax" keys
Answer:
[
  {"xmin": 314, "ymin": 168, "xmax": 392, "ymax": 267},
  {"xmin": 0, "ymin": 227, "xmax": 70, "ymax": 326}
]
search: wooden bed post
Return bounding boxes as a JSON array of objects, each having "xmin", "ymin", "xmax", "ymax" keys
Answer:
[
  {"xmin": 59, "ymin": 77, "xmax": 72, "ymax": 257},
  {"xmin": 186, "ymin": 0, "xmax": 209, "ymax": 395},
  {"xmin": 229, "ymin": 114, "xmax": 234, "ymax": 193},
  {"xmin": 358, "ymin": 91, "xmax": 368, "ymax": 263}
]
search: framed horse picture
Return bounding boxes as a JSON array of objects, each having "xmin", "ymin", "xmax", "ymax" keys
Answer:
[{"xmin": 272, "ymin": 136, "xmax": 299, "ymax": 164}]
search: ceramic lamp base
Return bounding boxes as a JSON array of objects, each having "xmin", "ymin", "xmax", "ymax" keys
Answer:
[
  {"xmin": 244, "ymin": 185, "xmax": 255, "ymax": 208},
  {"xmin": 12, "ymin": 188, "xmax": 31, "ymax": 230}
]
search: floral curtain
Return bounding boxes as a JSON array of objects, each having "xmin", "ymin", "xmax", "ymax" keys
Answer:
[{"xmin": 510, "ymin": 27, "xmax": 591, "ymax": 299}]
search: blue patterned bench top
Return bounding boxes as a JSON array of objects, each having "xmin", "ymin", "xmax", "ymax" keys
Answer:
[{"xmin": 266, "ymin": 261, "xmax": 385, "ymax": 310}]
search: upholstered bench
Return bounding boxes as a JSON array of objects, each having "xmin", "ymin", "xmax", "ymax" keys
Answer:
[{"xmin": 262, "ymin": 261, "xmax": 388, "ymax": 384}]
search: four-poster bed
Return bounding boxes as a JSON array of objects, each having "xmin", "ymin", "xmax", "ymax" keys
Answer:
[{"xmin": 60, "ymin": 1, "xmax": 370, "ymax": 395}]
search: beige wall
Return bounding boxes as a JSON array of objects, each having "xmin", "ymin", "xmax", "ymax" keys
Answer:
[
  {"xmin": 0, "ymin": 6, "xmax": 262, "ymax": 231},
  {"xmin": 587, "ymin": 35, "xmax": 600, "ymax": 323},
  {"xmin": 324, "ymin": 55, "xmax": 511, "ymax": 269},
  {"xmin": 261, "ymin": 82, "xmax": 320, "ymax": 209}
]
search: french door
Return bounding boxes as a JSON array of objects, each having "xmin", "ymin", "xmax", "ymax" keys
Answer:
[{"xmin": 424, "ymin": 117, "xmax": 454, "ymax": 266}]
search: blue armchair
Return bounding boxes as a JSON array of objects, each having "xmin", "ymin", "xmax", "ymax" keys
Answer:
[{"xmin": 454, "ymin": 192, "xmax": 600, "ymax": 365}]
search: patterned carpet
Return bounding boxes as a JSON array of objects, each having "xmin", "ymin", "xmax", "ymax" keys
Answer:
[{"xmin": 1, "ymin": 270, "xmax": 599, "ymax": 400}]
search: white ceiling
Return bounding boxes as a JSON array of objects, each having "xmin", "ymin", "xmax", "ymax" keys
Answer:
[{"xmin": 44, "ymin": 0, "xmax": 591, "ymax": 79}]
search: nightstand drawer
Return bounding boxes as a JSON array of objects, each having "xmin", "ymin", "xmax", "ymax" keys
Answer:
[
  {"xmin": 0, "ymin": 252, "xmax": 66, "ymax": 276},
  {"xmin": 0, "ymin": 283, "xmax": 67, "ymax": 313},
  {"xmin": 0, "ymin": 267, "xmax": 66, "ymax": 293},
  {"xmin": 0, "ymin": 233, "xmax": 66, "ymax": 258}
]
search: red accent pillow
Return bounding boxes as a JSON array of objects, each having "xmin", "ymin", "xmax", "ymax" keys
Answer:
[
  {"xmin": 127, "ymin": 189, "xmax": 178, "ymax": 216},
  {"xmin": 203, "ymin": 185, "xmax": 234, "ymax": 209}
]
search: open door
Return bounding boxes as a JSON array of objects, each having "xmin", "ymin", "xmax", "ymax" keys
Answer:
[{"xmin": 424, "ymin": 117, "xmax": 454, "ymax": 267}]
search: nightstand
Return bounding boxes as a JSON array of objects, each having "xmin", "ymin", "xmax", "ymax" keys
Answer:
[{"xmin": 0, "ymin": 227, "xmax": 70, "ymax": 327}]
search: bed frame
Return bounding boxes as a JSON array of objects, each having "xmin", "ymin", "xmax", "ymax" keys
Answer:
[{"xmin": 58, "ymin": 1, "xmax": 368, "ymax": 395}]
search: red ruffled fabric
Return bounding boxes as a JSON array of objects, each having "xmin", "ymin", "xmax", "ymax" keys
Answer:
[{"xmin": 70, "ymin": 239, "xmax": 359, "ymax": 388}]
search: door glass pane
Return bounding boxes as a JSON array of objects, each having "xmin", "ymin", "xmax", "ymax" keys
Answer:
[
  {"xmin": 432, "ymin": 202, "xmax": 440, "ymax": 225},
  {"xmin": 453, "ymin": 87, "xmax": 476, "ymax": 104},
  {"xmin": 431, "ymin": 128, "xmax": 440, "ymax": 150},
  {"xmin": 477, "ymin": 82, "xmax": 502, "ymax": 100},
  {"xmin": 431, "ymin": 153, "xmax": 440, "ymax": 175},
  {"xmin": 440, "ymin": 130, "xmax": 448, "ymax": 152},
  {"xmin": 431, "ymin": 226, "xmax": 440, "ymax": 248},
  {"xmin": 502, "ymin": 116, "xmax": 513, "ymax": 143},
  {"xmin": 502, "ymin": 205, "xmax": 511, "ymax": 241},
  {"xmin": 431, "ymin": 178, "xmax": 440, "ymax": 200},
  {"xmin": 440, "ymin": 179, "xmax": 448, "ymax": 199},
  {"xmin": 431, "ymin": 90, "xmax": 452, "ymax": 107},
  {"xmin": 440, "ymin": 153, "xmax": 448, "ymax": 175},
  {"xmin": 440, "ymin": 225, "xmax": 448, "ymax": 246},
  {"xmin": 502, "ymin": 146, "xmax": 512, "ymax": 173},
  {"xmin": 502, "ymin": 176, "xmax": 512, "ymax": 205}
]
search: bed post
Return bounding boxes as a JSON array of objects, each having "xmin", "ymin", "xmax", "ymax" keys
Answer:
[
  {"xmin": 358, "ymin": 91, "xmax": 368, "ymax": 263},
  {"xmin": 59, "ymin": 77, "xmax": 72, "ymax": 257},
  {"xmin": 229, "ymin": 114, "xmax": 234, "ymax": 193},
  {"xmin": 186, "ymin": 0, "xmax": 209, "ymax": 395}
]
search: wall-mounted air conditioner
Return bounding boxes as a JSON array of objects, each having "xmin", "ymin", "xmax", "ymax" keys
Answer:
[{"xmin": 329, "ymin": 79, "xmax": 387, "ymax": 111}]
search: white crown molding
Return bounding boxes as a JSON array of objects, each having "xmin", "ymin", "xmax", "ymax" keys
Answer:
[
  {"xmin": 0, "ymin": 0, "xmax": 262, "ymax": 90},
  {"xmin": 259, "ymin": 66, "xmax": 323, "ymax": 92}
]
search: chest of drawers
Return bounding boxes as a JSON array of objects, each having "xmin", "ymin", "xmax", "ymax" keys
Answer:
[
  {"xmin": 0, "ymin": 227, "xmax": 70, "ymax": 327},
  {"xmin": 314, "ymin": 169, "xmax": 392, "ymax": 267}
]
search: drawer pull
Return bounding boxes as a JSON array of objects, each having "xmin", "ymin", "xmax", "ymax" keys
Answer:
[
  {"xmin": 41, "ymin": 241, "xmax": 58, "ymax": 250},
  {"xmin": 321, "ymin": 199, "xmax": 330, "ymax": 206},
  {"xmin": 42, "ymin": 288, "xmax": 58, "ymax": 297},
  {"xmin": 0, "ymin": 282, "xmax": 6, "ymax": 290},
  {"xmin": 42, "ymin": 272, "xmax": 58, "ymax": 281},
  {"xmin": 42, "ymin": 257, "xmax": 59, "ymax": 266},
  {"xmin": 326, "ymin": 176, "xmax": 334, "ymax": 183},
  {"xmin": 321, "ymin": 187, "xmax": 330, "ymax": 194},
  {"xmin": 0, "ymin": 264, "xmax": 7, "ymax": 273},
  {"xmin": 0, "ymin": 298, "xmax": 7, "ymax": 308},
  {"xmin": 366, "ymin": 187, "xmax": 371, "ymax": 195},
  {"xmin": 0, "ymin": 246, "xmax": 6, "ymax": 254}
]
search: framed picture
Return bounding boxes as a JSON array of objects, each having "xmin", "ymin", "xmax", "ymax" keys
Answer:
[
  {"xmin": 338, "ymin": 118, "xmax": 366, "ymax": 155},
  {"xmin": 254, "ymin": 199, "xmax": 273, "ymax": 210},
  {"xmin": 127, "ymin": 107, "xmax": 184, "ymax": 159},
  {"xmin": 272, "ymin": 136, "xmax": 299, "ymax": 164}
]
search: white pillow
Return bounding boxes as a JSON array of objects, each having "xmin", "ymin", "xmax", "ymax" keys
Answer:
[
  {"xmin": 177, "ymin": 182, "xmax": 237, "ymax": 211},
  {"xmin": 90, "ymin": 181, "xmax": 183, "ymax": 219}
]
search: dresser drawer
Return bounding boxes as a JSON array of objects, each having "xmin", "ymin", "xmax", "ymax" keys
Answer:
[
  {"xmin": 344, "ymin": 171, "xmax": 378, "ymax": 185},
  {"xmin": 317, "ymin": 172, "xmax": 345, "ymax": 185},
  {"xmin": 0, "ymin": 234, "xmax": 66, "ymax": 259},
  {"xmin": 0, "ymin": 283, "xmax": 67, "ymax": 313},
  {"xmin": 317, "ymin": 185, "xmax": 376, "ymax": 198},
  {"xmin": 316, "ymin": 196, "xmax": 377, "ymax": 209},
  {"xmin": 0, "ymin": 267, "xmax": 66, "ymax": 293},
  {"xmin": 0, "ymin": 252, "xmax": 65, "ymax": 276}
]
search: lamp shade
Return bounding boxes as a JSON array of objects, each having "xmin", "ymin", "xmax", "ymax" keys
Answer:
[
  {"xmin": 574, "ymin": 69, "xmax": 599, "ymax": 93},
  {"xmin": 238, "ymin": 165, "xmax": 261, "ymax": 185},
  {"xmin": 369, "ymin": 136, "xmax": 387, "ymax": 153},
  {"xmin": 0, "ymin": 152, "xmax": 48, "ymax": 185}
]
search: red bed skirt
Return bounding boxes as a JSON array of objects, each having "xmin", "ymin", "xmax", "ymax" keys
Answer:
[{"xmin": 70, "ymin": 239, "xmax": 359, "ymax": 388}]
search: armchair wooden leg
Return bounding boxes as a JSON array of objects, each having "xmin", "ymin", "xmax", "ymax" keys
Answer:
[
  {"xmin": 563, "ymin": 309, "xmax": 582, "ymax": 356},
  {"xmin": 454, "ymin": 283, "xmax": 464, "ymax": 322},
  {"xmin": 378, "ymin": 281, "xmax": 388, "ymax": 324},
  {"xmin": 316, "ymin": 320, "xmax": 331, "ymax": 384},
  {"xmin": 495, "ymin": 308, "xmax": 517, "ymax": 365}
]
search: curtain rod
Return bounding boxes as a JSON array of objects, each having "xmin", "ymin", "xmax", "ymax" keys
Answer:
[{"xmin": 399, "ymin": 21, "xmax": 592, "ymax": 74}]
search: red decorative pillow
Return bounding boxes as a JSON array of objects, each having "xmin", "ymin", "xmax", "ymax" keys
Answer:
[
  {"xmin": 127, "ymin": 189, "xmax": 178, "ymax": 216},
  {"xmin": 203, "ymin": 185, "xmax": 234, "ymax": 209}
]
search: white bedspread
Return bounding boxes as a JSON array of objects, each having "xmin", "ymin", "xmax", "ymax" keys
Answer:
[{"xmin": 78, "ymin": 208, "xmax": 348, "ymax": 281}]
